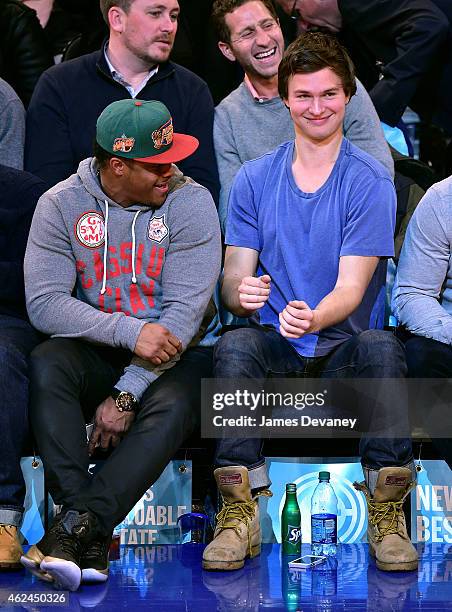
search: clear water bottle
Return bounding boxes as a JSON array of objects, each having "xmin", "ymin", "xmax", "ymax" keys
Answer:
[{"xmin": 311, "ymin": 471, "xmax": 338, "ymax": 556}]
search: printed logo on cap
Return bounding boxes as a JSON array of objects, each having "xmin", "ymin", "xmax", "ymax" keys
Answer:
[
  {"xmin": 113, "ymin": 134, "xmax": 135, "ymax": 153},
  {"xmin": 152, "ymin": 119, "xmax": 173, "ymax": 150},
  {"xmin": 75, "ymin": 212, "xmax": 105, "ymax": 249},
  {"xmin": 148, "ymin": 215, "xmax": 169, "ymax": 243}
]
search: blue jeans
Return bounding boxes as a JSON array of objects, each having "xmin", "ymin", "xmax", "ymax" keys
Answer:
[
  {"xmin": 214, "ymin": 326, "xmax": 413, "ymax": 489},
  {"xmin": 0, "ymin": 315, "xmax": 41, "ymax": 526}
]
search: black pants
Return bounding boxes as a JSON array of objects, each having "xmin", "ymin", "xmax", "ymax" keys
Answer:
[
  {"xmin": 405, "ymin": 334, "xmax": 452, "ymax": 469},
  {"xmin": 29, "ymin": 338, "xmax": 212, "ymax": 535}
]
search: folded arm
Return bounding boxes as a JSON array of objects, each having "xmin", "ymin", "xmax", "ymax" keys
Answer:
[
  {"xmin": 279, "ymin": 255, "xmax": 379, "ymax": 338},
  {"xmin": 392, "ymin": 186, "xmax": 452, "ymax": 344}
]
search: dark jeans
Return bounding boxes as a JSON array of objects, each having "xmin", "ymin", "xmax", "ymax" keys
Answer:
[
  {"xmin": 405, "ymin": 334, "xmax": 452, "ymax": 469},
  {"xmin": 0, "ymin": 315, "xmax": 41, "ymax": 526},
  {"xmin": 214, "ymin": 326, "xmax": 412, "ymax": 489},
  {"xmin": 29, "ymin": 338, "xmax": 213, "ymax": 536}
]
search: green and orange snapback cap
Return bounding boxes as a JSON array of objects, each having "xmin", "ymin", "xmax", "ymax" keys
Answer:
[{"xmin": 96, "ymin": 99, "xmax": 199, "ymax": 163}]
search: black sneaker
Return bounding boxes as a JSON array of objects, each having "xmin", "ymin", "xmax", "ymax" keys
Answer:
[
  {"xmin": 21, "ymin": 510, "xmax": 97, "ymax": 592},
  {"xmin": 80, "ymin": 534, "xmax": 112, "ymax": 584},
  {"xmin": 21, "ymin": 514, "xmax": 64, "ymax": 584}
]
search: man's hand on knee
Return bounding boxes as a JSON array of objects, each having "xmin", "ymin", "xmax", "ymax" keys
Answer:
[
  {"xmin": 88, "ymin": 397, "xmax": 135, "ymax": 455},
  {"xmin": 134, "ymin": 323, "xmax": 182, "ymax": 365}
]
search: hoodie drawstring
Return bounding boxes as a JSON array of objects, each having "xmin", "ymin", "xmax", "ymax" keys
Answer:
[
  {"xmin": 100, "ymin": 200, "xmax": 109, "ymax": 295},
  {"xmin": 131, "ymin": 210, "xmax": 141, "ymax": 284},
  {"xmin": 100, "ymin": 203, "xmax": 141, "ymax": 295}
]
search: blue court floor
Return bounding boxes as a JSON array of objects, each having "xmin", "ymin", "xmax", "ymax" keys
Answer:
[{"xmin": 0, "ymin": 543, "xmax": 452, "ymax": 610}]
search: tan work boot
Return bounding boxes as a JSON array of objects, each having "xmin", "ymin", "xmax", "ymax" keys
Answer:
[
  {"xmin": 354, "ymin": 467, "xmax": 418, "ymax": 572},
  {"xmin": 202, "ymin": 466, "xmax": 271, "ymax": 571},
  {"xmin": 0, "ymin": 525, "xmax": 23, "ymax": 569}
]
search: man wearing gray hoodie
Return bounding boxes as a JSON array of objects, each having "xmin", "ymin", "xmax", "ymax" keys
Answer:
[{"xmin": 21, "ymin": 98, "xmax": 221, "ymax": 591}]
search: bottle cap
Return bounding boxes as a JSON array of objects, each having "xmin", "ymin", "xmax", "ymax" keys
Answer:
[
  {"xmin": 319, "ymin": 471, "xmax": 330, "ymax": 481},
  {"xmin": 286, "ymin": 483, "xmax": 297, "ymax": 492}
]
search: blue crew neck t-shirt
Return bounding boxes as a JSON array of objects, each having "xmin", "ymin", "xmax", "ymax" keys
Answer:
[{"xmin": 225, "ymin": 138, "xmax": 396, "ymax": 358}]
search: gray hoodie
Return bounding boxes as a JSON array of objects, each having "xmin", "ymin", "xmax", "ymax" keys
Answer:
[{"xmin": 24, "ymin": 158, "xmax": 221, "ymax": 398}]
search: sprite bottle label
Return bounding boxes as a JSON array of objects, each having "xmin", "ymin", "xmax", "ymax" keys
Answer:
[
  {"xmin": 282, "ymin": 484, "xmax": 301, "ymax": 554},
  {"xmin": 286, "ymin": 525, "xmax": 302, "ymax": 545}
]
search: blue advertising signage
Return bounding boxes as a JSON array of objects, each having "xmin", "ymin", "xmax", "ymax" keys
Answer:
[
  {"xmin": 411, "ymin": 460, "xmax": 452, "ymax": 544},
  {"xmin": 262, "ymin": 458, "xmax": 367, "ymax": 544},
  {"xmin": 20, "ymin": 457, "xmax": 46, "ymax": 545},
  {"xmin": 115, "ymin": 460, "xmax": 192, "ymax": 545},
  {"xmin": 20, "ymin": 458, "xmax": 192, "ymax": 546}
]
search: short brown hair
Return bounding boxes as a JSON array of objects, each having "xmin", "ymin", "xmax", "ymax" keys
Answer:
[
  {"xmin": 278, "ymin": 31, "xmax": 356, "ymax": 100},
  {"xmin": 99, "ymin": 0, "xmax": 134, "ymax": 24},
  {"xmin": 212, "ymin": 0, "xmax": 278, "ymax": 44}
]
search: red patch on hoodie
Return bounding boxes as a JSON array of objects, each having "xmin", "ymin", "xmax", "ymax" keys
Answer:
[
  {"xmin": 75, "ymin": 211, "xmax": 105, "ymax": 249},
  {"xmin": 219, "ymin": 474, "xmax": 243, "ymax": 486},
  {"xmin": 385, "ymin": 476, "xmax": 407, "ymax": 486}
]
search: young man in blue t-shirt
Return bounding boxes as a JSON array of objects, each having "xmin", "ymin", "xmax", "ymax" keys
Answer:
[{"xmin": 203, "ymin": 32, "xmax": 416, "ymax": 573}]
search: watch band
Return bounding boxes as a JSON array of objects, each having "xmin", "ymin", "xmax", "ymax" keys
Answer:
[{"xmin": 111, "ymin": 387, "xmax": 138, "ymax": 412}]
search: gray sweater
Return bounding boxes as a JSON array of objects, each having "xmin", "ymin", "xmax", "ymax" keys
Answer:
[
  {"xmin": 215, "ymin": 79, "xmax": 394, "ymax": 232},
  {"xmin": 0, "ymin": 78, "xmax": 25, "ymax": 170},
  {"xmin": 24, "ymin": 158, "xmax": 221, "ymax": 398},
  {"xmin": 392, "ymin": 176, "xmax": 452, "ymax": 344}
]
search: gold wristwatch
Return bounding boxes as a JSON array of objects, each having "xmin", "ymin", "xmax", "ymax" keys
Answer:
[{"xmin": 111, "ymin": 388, "xmax": 138, "ymax": 412}]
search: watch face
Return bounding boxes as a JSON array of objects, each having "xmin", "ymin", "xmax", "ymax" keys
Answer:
[{"xmin": 116, "ymin": 392, "xmax": 137, "ymax": 412}]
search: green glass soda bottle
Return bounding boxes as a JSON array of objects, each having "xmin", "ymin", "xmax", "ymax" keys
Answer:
[{"xmin": 281, "ymin": 483, "xmax": 301, "ymax": 555}]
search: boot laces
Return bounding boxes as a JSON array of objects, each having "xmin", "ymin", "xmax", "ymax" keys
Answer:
[
  {"xmin": 52, "ymin": 521, "xmax": 83, "ymax": 557},
  {"xmin": 215, "ymin": 489, "xmax": 271, "ymax": 555},
  {"xmin": 83, "ymin": 537, "xmax": 109, "ymax": 561},
  {"xmin": 368, "ymin": 499, "xmax": 404, "ymax": 542},
  {"xmin": 216, "ymin": 500, "xmax": 255, "ymax": 531},
  {"xmin": 0, "ymin": 525, "xmax": 15, "ymax": 536},
  {"xmin": 216, "ymin": 500, "xmax": 256, "ymax": 556}
]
